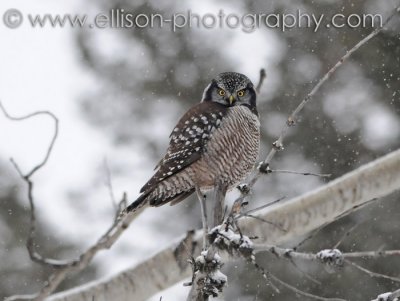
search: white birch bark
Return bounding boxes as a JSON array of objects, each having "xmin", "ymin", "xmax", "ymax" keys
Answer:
[{"xmin": 47, "ymin": 149, "xmax": 400, "ymax": 301}]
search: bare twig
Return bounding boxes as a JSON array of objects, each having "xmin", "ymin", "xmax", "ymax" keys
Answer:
[
  {"xmin": 0, "ymin": 102, "xmax": 59, "ymax": 179},
  {"xmin": 0, "ymin": 101, "xmax": 63, "ymax": 267},
  {"xmin": 288, "ymin": 258, "xmax": 322, "ymax": 285},
  {"xmin": 345, "ymin": 259, "xmax": 400, "ymax": 283},
  {"xmin": 268, "ymin": 272, "xmax": 346, "ymax": 301},
  {"xmin": 292, "ymin": 224, "xmax": 327, "ymax": 251},
  {"xmin": 240, "ymin": 214, "xmax": 287, "ymax": 233},
  {"xmin": 104, "ymin": 158, "xmax": 118, "ymax": 212},
  {"xmin": 250, "ymin": 259, "xmax": 280, "ymax": 293},
  {"xmin": 255, "ymin": 69, "xmax": 267, "ymax": 94},
  {"xmin": 333, "ymin": 223, "xmax": 362, "ymax": 249},
  {"xmin": 270, "ymin": 169, "xmax": 331, "ymax": 178},
  {"xmin": 237, "ymin": 196, "xmax": 286, "ymax": 217}
]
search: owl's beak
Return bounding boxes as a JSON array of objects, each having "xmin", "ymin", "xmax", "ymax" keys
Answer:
[{"xmin": 228, "ymin": 95, "xmax": 235, "ymax": 105}]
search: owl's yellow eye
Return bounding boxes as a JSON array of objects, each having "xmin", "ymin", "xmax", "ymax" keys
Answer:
[
  {"xmin": 218, "ymin": 89, "xmax": 225, "ymax": 96},
  {"xmin": 237, "ymin": 90, "xmax": 245, "ymax": 97}
]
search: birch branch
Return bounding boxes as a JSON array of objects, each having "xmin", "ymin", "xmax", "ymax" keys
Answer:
[{"xmin": 46, "ymin": 148, "xmax": 400, "ymax": 301}]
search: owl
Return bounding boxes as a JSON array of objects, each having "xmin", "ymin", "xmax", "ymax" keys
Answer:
[{"xmin": 126, "ymin": 72, "xmax": 260, "ymax": 229}]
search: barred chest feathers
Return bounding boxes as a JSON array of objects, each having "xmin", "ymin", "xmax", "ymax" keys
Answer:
[{"xmin": 190, "ymin": 105, "xmax": 260, "ymax": 191}]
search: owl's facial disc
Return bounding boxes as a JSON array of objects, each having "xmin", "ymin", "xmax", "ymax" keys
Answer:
[{"xmin": 201, "ymin": 72, "xmax": 258, "ymax": 114}]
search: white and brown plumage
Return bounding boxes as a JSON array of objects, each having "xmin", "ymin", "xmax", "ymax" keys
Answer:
[{"xmin": 127, "ymin": 72, "xmax": 260, "ymax": 216}]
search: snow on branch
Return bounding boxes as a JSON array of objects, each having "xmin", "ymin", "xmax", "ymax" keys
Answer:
[{"xmin": 372, "ymin": 289, "xmax": 400, "ymax": 301}]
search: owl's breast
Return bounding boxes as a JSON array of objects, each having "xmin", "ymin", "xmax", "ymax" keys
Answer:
[{"xmin": 190, "ymin": 105, "xmax": 260, "ymax": 190}]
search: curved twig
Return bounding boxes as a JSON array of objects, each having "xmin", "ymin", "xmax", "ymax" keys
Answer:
[{"xmin": 0, "ymin": 101, "xmax": 59, "ymax": 179}]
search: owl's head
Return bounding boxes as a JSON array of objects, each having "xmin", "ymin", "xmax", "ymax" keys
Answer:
[{"xmin": 201, "ymin": 72, "xmax": 257, "ymax": 113}]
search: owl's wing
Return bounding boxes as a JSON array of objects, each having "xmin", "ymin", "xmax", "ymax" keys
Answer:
[{"xmin": 140, "ymin": 101, "xmax": 228, "ymax": 193}]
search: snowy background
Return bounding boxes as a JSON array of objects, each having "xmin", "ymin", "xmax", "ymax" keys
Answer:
[{"xmin": 0, "ymin": 0, "xmax": 399, "ymax": 300}]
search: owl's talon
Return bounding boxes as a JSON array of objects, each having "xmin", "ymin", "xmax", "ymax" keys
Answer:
[
  {"xmin": 237, "ymin": 183, "xmax": 250, "ymax": 194},
  {"xmin": 241, "ymin": 200, "xmax": 249, "ymax": 207},
  {"xmin": 287, "ymin": 115, "xmax": 296, "ymax": 126},
  {"xmin": 272, "ymin": 140, "xmax": 284, "ymax": 151},
  {"xmin": 258, "ymin": 162, "xmax": 271, "ymax": 174}
]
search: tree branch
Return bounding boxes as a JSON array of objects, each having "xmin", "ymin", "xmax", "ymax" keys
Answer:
[{"xmin": 46, "ymin": 148, "xmax": 400, "ymax": 301}]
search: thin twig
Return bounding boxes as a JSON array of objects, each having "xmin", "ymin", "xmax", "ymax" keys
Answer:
[
  {"xmin": 237, "ymin": 197, "xmax": 285, "ymax": 217},
  {"xmin": 0, "ymin": 101, "xmax": 59, "ymax": 179},
  {"xmin": 269, "ymin": 272, "xmax": 346, "ymax": 301},
  {"xmin": 270, "ymin": 169, "xmax": 331, "ymax": 178},
  {"xmin": 288, "ymin": 258, "xmax": 322, "ymax": 285},
  {"xmin": 256, "ymin": 69, "xmax": 267, "ymax": 94},
  {"xmin": 240, "ymin": 214, "xmax": 287, "ymax": 233},
  {"xmin": 0, "ymin": 101, "xmax": 63, "ymax": 267},
  {"xmin": 251, "ymin": 260, "xmax": 280, "ymax": 293},
  {"xmin": 345, "ymin": 259, "xmax": 400, "ymax": 283},
  {"xmin": 333, "ymin": 223, "xmax": 362, "ymax": 249},
  {"xmin": 104, "ymin": 158, "xmax": 118, "ymax": 212},
  {"xmin": 292, "ymin": 223, "xmax": 328, "ymax": 251}
]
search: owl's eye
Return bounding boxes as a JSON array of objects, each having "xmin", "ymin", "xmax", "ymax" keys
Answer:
[
  {"xmin": 218, "ymin": 89, "xmax": 225, "ymax": 96},
  {"xmin": 237, "ymin": 90, "xmax": 245, "ymax": 97}
]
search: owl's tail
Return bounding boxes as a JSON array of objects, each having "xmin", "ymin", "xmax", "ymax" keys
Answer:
[
  {"xmin": 125, "ymin": 188, "xmax": 195, "ymax": 213},
  {"xmin": 125, "ymin": 192, "xmax": 149, "ymax": 213}
]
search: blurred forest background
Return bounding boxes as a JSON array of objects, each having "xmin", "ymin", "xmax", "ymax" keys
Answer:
[{"xmin": 1, "ymin": 0, "xmax": 400, "ymax": 300}]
